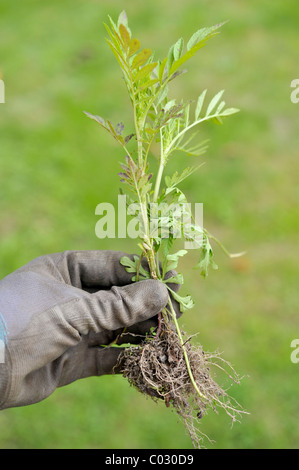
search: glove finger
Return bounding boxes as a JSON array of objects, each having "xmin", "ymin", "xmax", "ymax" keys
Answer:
[
  {"xmin": 113, "ymin": 287, "xmax": 181, "ymax": 346},
  {"xmin": 82, "ymin": 346, "xmax": 130, "ymax": 376},
  {"xmin": 57, "ymin": 343, "xmax": 126, "ymax": 387},
  {"xmin": 57, "ymin": 250, "xmax": 136, "ymax": 289},
  {"xmin": 86, "ymin": 346, "xmax": 126, "ymax": 376},
  {"xmin": 68, "ymin": 279, "xmax": 169, "ymax": 334},
  {"xmin": 103, "ymin": 270, "xmax": 182, "ymax": 342},
  {"xmin": 58, "ymin": 251, "xmax": 182, "ymax": 310}
]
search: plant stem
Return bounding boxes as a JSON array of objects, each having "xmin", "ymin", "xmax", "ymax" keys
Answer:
[
  {"xmin": 153, "ymin": 129, "xmax": 165, "ymax": 203},
  {"xmin": 166, "ymin": 297, "xmax": 208, "ymax": 402},
  {"xmin": 142, "ymin": 133, "xmax": 156, "ymax": 173},
  {"xmin": 146, "ymin": 245, "xmax": 158, "ymax": 279},
  {"xmin": 206, "ymin": 230, "xmax": 246, "ymax": 258},
  {"xmin": 153, "ymin": 161, "xmax": 164, "ymax": 203}
]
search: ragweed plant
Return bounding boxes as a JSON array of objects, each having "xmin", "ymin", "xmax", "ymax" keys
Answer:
[{"xmin": 85, "ymin": 11, "xmax": 246, "ymax": 448}]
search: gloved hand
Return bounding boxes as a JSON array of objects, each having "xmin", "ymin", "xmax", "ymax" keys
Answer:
[{"xmin": 0, "ymin": 250, "xmax": 176, "ymax": 410}]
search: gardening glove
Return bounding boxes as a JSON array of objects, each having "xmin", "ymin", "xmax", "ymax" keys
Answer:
[{"xmin": 0, "ymin": 250, "xmax": 174, "ymax": 410}]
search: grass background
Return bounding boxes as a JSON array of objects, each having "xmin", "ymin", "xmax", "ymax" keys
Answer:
[{"xmin": 0, "ymin": 0, "xmax": 298, "ymax": 449}]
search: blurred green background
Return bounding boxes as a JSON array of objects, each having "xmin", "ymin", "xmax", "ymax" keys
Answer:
[{"xmin": 0, "ymin": 0, "xmax": 298, "ymax": 449}]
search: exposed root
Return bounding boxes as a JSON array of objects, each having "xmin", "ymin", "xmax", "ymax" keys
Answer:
[{"xmin": 119, "ymin": 318, "xmax": 247, "ymax": 448}]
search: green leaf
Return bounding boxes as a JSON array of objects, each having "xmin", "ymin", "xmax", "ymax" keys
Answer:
[
  {"xmin": 158, "ymin": 57, "xmax": 167, "ymax": 83},
  {"xmin": 163, "ymin": 273, "xmax": 184, "ymax": 285},
  {"xmin": 84, "ymin": 112, "xmax": 127, "ymax": 147},
  {"xmin": 132, "ymin": 49, "xmax": 152, "ymax": 69},
  {"xmin": 167, "ymin": 249, "xmax": 188, "ymax": 259},
  {"xmin": 166, "ymin": 44, "xmax": 175, "ymax": 75},
  {"xmin": 169, "ymin": 40, "xmax": 207, "ymax": 76},
  {"xmin": 175, "ymin": 136, "xmax": 209, "ymax": 157},
  {"xmin": 195, "ymin": 89, "xmax": 207, "ymax": 120},
  {"xmin": 138, "ymin": 78, "xmax": 159, "ymax": 91},
  {"xmin": 119, "ymin": 23, "xmax": 131, "ymax": 48},
  {"xmin": 104, "ymin": 23, "xmax": 122, "ymax": 51},
  {"xmin": 195, "ymin": 240, "xmax": 218, "ymax": 278},
  {"xmin": 107, "ymin": 120, "xmax": 118, "ymax": 138},
  {"xmin": 206, "ymin": 89, "xmax": 225, "ymax": 116},
  {"xmin": 220, "ymin": 107, "xmax": 240, "ymax": 116},
  {"xmin": 105, "ymin": 38, "xmax": 128, "ymax": 75},
  {"xmin": 120, "ymin": 255, "xmax": 151, "ymax": 280},
  {"xmin": 216, "ymin": 100, "xmax": 226, "ymax": 114},
  {"xmin": 155, "ymin": 84, "xmax": 168, "ymax": 106},
  {"xmin": 164, "ymin": 186, "xmax": 188, "ymax": 203},
  {"xmin": 120, "ymin": 255, "xmax": 137, "ymax": 272},
  {"xmin": 117, "ymin": 10, "xmax": 128, "ymax": 29},
  {"xmin": 173, "ymin": 37, "xmax": 184, "ymax": 60},
  {"xmin": 128, "ymin": 38, "xmax": 141, "ymax": 57},
  {"xmin": 159, "ymin": 236, "xmax": 174, "ymax": 275},
  {"xmin": 186, "ymin": 22, "xmax": 225, "ymax": 51},
  {"xmin": 137, "ymin": 173, "xmax": 151, "ymax": 190},
  {"xmin": 166, "ymin": 249, "xmax": 188, "ymax": 270},
  {"xmin": 168, "ymin": 288, "xmax": 195, "ymax": 312},
  {"xmin": 134, "ymin": 62, "xmax": 157, "ymax": 82},
  {"xmin": 163, "ymin": 99, "xmax": 176, "ymax": 112},
  {"xmin": 165, "ymin": 164, "xmax": 205, "ymax": 188},
  {"xmin": 169, "ymin": 22, "xmax": 225, "ymax": 78},
  {"xmin": 84, "ymin": 111, "xmax": 107, "ymax": 128},
  {"xmin": 107, "ymin": 15, "xmax": 118, "ymax": 33}
]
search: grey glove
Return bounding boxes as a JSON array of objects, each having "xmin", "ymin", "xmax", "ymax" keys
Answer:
[{"xmin": 0, "ymin": 250, "xmax": 171, "ymax": 410}]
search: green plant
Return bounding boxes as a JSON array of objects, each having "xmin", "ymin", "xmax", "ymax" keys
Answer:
[{"xmin": 85, "ymin": 11, "xmax": 246, "ymax": 448}]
